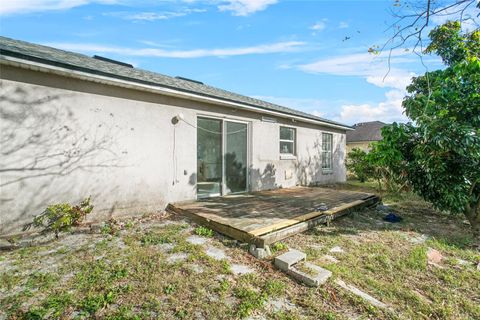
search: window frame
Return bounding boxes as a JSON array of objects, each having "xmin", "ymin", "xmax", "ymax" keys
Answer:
[
  {"xmin": 279, "ymin": 126, "xmax": 296, "ymax": 156},
  {"xmin": 321, "ymin": 132, "xmax": 333, "ymax": 173}
]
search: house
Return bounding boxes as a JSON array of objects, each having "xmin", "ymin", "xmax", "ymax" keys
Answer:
[
  {"xmin": 346, "ymin": 121, "xmax": 387, "ymax": 154},
  {"xmin": 0, "ymin": 36, "xmax": 352, "ymax": 235}
]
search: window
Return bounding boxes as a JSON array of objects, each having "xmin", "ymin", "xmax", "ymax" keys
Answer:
[
  {"xmin": 322, "ymin": 133, "xmax": 333, "ymax": 172},
  {"xmin": 279, "ymin": 127, "xmax": 296, "ymax": 155}
]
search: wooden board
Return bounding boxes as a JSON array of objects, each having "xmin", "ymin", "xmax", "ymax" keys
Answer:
[
  {"xmin": 167, "ymin": 187, "xmax": 380, "ymax": 247},
  {"xmin": 248, "ymin": 199, "xmax": 367, "ymax": 236},
  {"xmin": 256, "ymin": 195, "xmax": 380, "ymax": 247}
]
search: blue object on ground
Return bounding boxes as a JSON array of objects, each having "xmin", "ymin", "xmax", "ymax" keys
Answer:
[{"xmin": 383, "ymin": 213, "xmax": 402, "ymax": 223}]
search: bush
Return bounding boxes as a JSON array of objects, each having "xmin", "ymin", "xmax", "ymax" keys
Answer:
[
  {"xmin": 346, "ymin": 148, "xmax": 374, "ymax": 182},
  {"xmin": 24, "ymin": 197, "xmax": 93, "ymax": 238}
]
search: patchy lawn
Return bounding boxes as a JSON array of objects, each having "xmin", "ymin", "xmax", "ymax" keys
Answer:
[{"xmin": 1, "ymin": 183, "xmax": 479, "ymax": 319}]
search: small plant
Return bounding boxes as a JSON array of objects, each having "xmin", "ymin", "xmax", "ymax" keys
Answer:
[
  {"xmin": 101, "ymin": 219, "xmax": 119, "ymax": 236},
  {"xmin": 194, "ymin": 226, "xmax": 214, "ymax": 237},
  {"xmin": 163, "ymin": 284, "xmax": 176, "ymax": 295},
  {"xmin": 218, "ymin": 279, "xmax": 230, "ymax": 292},
  {"xmin": 80, "ymin": 291, "xmax": 116, "ymax": 315},
  {"xmin": 175, "ymin": 309, "xmax": 188, "ymax": 319},
  {"xmin": 221, "ymin": 259, "xmax": 232, "ymax": 274},
  {"xmin": 270, "ymin": 242, "xmax": 288, "ymax": 253},
  {"xmin": 24, "ymin": 197, "xmax": 93, "ymax": 238}
]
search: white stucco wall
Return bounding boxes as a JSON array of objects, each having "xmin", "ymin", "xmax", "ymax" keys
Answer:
[{"xmin": 0, "ymin": 64, "xmax": 346, "ymax": 235}]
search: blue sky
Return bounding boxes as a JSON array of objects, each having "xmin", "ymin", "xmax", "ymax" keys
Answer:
[{"xmin": 1, "ymin": 0, "xmax": 474, "ymax": 125}]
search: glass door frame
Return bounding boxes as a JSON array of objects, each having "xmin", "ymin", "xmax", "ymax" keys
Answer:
[{"xmin": 196, "ymin": 115, "xmax": 251, "ymax": 199}]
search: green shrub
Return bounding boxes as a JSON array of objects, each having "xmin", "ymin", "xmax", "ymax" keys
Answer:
[
  {"xmin": 24, "ymin": 197, "xmax": 93, "ymax": 238},
  {"xmin": 346, "ymin": 148, "xmax": 374, "ymax": 183}
]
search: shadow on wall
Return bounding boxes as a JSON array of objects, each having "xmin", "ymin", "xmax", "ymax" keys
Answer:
[
  {"xmin": 250, "ymin": 163, "xmax": 277, "ymax": 191},
  {"xmin": 295, "ymin": 136, "xmax": 345, "ymax": 185},
  {"xmin": 295, "ymin": 139, "xmax": 322, "ymax": 186},
  {"xmin": 0, "ymin": 83, "xmax": 125, "ymax": 233}
]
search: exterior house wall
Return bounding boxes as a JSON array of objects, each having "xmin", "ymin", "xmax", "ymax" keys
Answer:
[{"xmin": 0, "ymin": 64, "xmax": 346, "ymax": 235}]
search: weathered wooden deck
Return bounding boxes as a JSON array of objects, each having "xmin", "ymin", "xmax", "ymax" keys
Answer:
[{"xmin": 167, "ymin": 187, "xmax": 379, "ymax": 247}]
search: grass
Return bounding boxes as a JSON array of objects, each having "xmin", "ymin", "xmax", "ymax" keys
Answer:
[
  {"xmin": 1, "ymin": 182, "xmax": 478, "ymax": 319},
  {"xmin": 283, "ymin": 180, "xmax": 480, "ymax": 319},
  {"xmin": 0, "ymin": 220, "xmax": 303, "ymax": 319}
]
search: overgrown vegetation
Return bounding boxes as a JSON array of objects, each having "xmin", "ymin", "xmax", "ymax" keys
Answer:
[
  {"xmin": 379, "ymin": 22, "xmax": 480, "ymax": 238},
  {"xmin": 1, "ymin": 184, "xmax": 479, "ymax": 319},
  {"xmin": 348, "ymin": 22, "xmax": 480, "ymax": 238},
  {"xmin": 346, "ymin": 145, "xmax": 408, "ymax": 193},
  {"xmin": 23, "ymin": 197, "xmax": 93, "ymax": 238},
  {"xmin": 287, "ymin": 181, "xmax": 480, "ymax": 320}
]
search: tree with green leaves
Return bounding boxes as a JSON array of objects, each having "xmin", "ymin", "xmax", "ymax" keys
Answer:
[{"xmin": 378, "ymin": 21, "xmax": 480, "ymax": 238}]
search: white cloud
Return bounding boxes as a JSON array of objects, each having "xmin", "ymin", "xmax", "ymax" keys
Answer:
[
  {"xmin": 297, "ymin": 49, "xmax": 417, "ymax": 124},
  {"xmin": 298, "ymin": 49, "xmax": 416, "ymax": 90},
  {"xmin": 1, "ymin": 0, "xmax": 279, "ymax": 17},
  {"xmin": 111, "ymin": 8, "xmax": 206, "ymax": 21},
  {"xmin": 218, "ymin": 0, "xmax": 277, "ymax": 16},
  {"xmin": 338, "ymin": 21, "xmax": 349, "ymax": 29},
  {"xmin": 0, "ymin": 0, "xmax": 119, "ymax": 15},
  {"xmin": 310, "ymin": 21, "xmax": 326, "ymax": 31},
  {"xmin": 337, "ymin": 89, "xmax": 408, "ymax": 124},
  {"xmin": 45, "ymin": 41, "xmax": 305, "ymax": 58}
]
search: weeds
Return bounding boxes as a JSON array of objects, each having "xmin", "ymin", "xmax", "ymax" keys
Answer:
[
  {"xmin": 23, "ymin": 197, "xmax": 93, "ymax": 238},
  {"xmin": 194, "ymin": 226, "xmax": 214, "ymax": 237},
  {"xmin": 270, "ymin": 242, "xmax": 288, "ymax": 254},
  {"xmin": 163, "ymin": 284, "xmax": 176, "ymax": 295}
]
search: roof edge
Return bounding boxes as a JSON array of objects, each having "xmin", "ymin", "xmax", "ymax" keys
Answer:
[
  {"xmin": 0, "ymin": 45, "xmax": 352, "ymax": 131},
  {"xmin": 1, "ymin": 55, "xmax": 353, "ymax": 131}
]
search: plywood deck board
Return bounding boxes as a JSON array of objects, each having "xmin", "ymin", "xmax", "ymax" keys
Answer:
[{"xmin": 167, "ymin": 187, "xmax": 379, "ymax": 244}]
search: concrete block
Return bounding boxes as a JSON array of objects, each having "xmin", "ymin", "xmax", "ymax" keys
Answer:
[
  {"xmin": 249, "ymin": 244, "xmax": 269, "ymax": 259},
  {"xmin": 288, "ymin": 262, "xmax": 332, "ymax": 287},
  {"xmin": 274, "ymin": 249, "xmax": 306, "ymax": 271}
]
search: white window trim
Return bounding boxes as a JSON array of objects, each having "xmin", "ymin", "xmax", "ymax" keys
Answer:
[
  {"xmin": 279, "ymin": 126, "xmax": 296, "ymax": 159},
  {"xmin": 322, "ymin": 132, "xmax": 333, "ymax": 174}
]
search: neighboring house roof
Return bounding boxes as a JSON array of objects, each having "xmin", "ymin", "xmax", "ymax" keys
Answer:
[
  {"xmin": 0, "ymin": 36, "xmax": 351, "ymax": 130},
  {"xmin": 346, "ymin": 121, "xmax": 387, "ymax": 143}
]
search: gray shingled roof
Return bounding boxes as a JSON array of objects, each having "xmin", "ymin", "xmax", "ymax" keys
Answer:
[
  {"xmin": 0, "ymin": 36, "xmax": 350, "ymax": 129},
  {"xmin": 346, "ymin": 121, "xmax": 387, "ymax": 142}
]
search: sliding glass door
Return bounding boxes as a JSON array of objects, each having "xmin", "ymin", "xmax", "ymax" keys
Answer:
[
  {"xmin": 197, "ymin": 118, "xmax": 223, "ymax": 198},
  {"xmin": 197, "ymin": 117, "xmax": 248, "ymax": 198},
  {"xmin": 225, "ymin": 121, "xmax": 248, "ymax": 194}
]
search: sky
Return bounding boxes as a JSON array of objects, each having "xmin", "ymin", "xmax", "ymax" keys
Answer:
[{"xmin": 0, "ymin": 0, "xmax": 476, "ymax": 125}]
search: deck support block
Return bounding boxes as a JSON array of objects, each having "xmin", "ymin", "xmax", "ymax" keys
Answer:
[{"xmin": 249, "ymin": 244, "xmax": 271, "ymax": 259}]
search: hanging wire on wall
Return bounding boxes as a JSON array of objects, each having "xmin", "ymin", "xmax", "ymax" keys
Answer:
[{"xmin": 172, "ymin": 124, "xmax": 178, "ymax": 185}]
